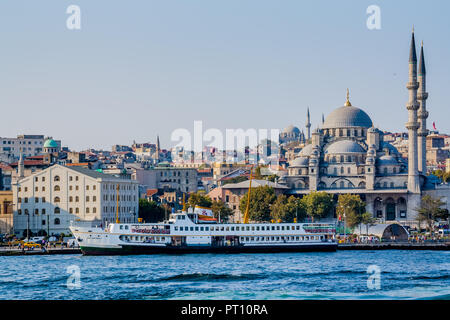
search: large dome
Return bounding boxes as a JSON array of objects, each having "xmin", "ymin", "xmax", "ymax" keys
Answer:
[
  {"xmin": 323, "ymin": 105, "xmax": 373, "ymax": 129},
  {"xmin": 282, "ymin": 125, "xmax": 300, "ymax": 134}
]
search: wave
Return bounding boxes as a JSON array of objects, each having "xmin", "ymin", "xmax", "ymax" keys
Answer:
[{"xmin": 159, "ymin": 272, "xmax": 265, "ymax": 282}]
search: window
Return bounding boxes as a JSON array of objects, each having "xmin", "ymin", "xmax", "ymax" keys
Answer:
[
  {"xmin": 76, "ymin": 208, "xmax": 79, "ymax": 214},
  {"xmin": 42, "ymin": 209, "xmax": 46, "ymax": 215},
  {"xmin": 93, "ymin": 207, "xmax": 97, "ymax": 213},
  {"xmin": 69, "ymin": 208, "xmax": 73, "ymax": 213},
  {"xmin": 54, "ymin": 207, "xmax": 60, "ymax": 214},
  {"xmin": 54, "ymin": 218, "xmax": 60, "ymax": 225},
  {"xmin": 86, "ymin": 185, "xmax": 89, "ymax": 190},
  {"xmin": 93, "ymin": 196, "xmax": 96, "ymax": 202},
  {"xmin": 54, "ymin": 185, "xmax": 60, "ymax": 191},
  {"xmin": 86, "ymin": 208, "xmax": 90, "ymax": 213},
  {"xmin": 54, "ymin": 176, "xmax": 60, "ymax": 181},
  {"xmin": 54, "ymin": 196, "xmax": 60, "ymax": 203},
  {"xmin": 75, "ymin": 196, "xmax": 79, "ymax": 202},
  {"xmin": 86, "ymin": 196, "xmax": 90, "ymax": 202},
  {"xmin": 34, "ymin": 209, "xmax": 39, "ymax": 215}
]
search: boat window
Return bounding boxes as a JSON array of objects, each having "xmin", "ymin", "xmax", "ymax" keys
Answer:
[
  {"xmin": 277, "ymin": 226, "xmax": 280, "ymax": 230},
  {"xmin": 125, "ymin": 225, "xmax": 129, "ymax": 230},
  {"xmin": 256, "ymin": 226, "xmax": 260, "ymax": 231},
  {"xmin": 246, "ymin": 226, "xmax": 250, "ymax": 231},
  {"xmin": 205, "ymin": 227, "xmax": 209, "ymax": 231},
  {"xmin": 296, "ymin": 226, "xmax": 300, "ymax": 230},
  {"xmin": 246, "ymin": 237, "xmax": 249, "ymax": 241},
  {"xmin": 236, "ymin": 226, "xmax": 240, "ymax": 231},
  {"xmin": 251, "ymin": 226, "xmax": 255, "ymax": 231},
  {"xmin": 120, "ymin": 225, "xmax": 123, "ymax": 230},
  {"xmin": 272, "ymin": 226, "xmax": 275, "ymax": 230},
  {"xmin": 266, "ymin": 237, "xmax": 269, "ymax": 241},
  {"xmin": 291, "ymin": 226, "xmax": 295, "ymax": 230},
  {"xmin": 276, "ymin": 237, "xmax": 279, "ymax": 241},
  {"xmin": 175, "ymin": 227, "xmax": 178, "ymax": 231},
  {"xmin": 250, "ymin": 237, "xmax": 254, "ymax": 241},
  {"xmin": 190, "ymin": 227, "xmax": 194, "ymax": 231},
  {"xmin": 226, "ymin": 227, "xmax": 229, "ymax": 231},
  {"xmin": 200, "ymin": 227, "xmax": 204, "ymax": 231},
  {"xmin": 271, "ymin": 237, "xmax": 274, "ymax": 241},
  {"xmin": 240, "ymin": 237, "xmax": 244, "ymax": 241},
  {"xmin": 261, "ymin": 226, "xmax": 264, "ymax": 231},
  {"xmin": 296, "ymin": 236, "xmax": 299, "ymax": 241},
  {"xmin": 195, "ymin": 227, "xmax": 199, "ymax": 231},
  {"xmin": 281, "ymin": 226, "xmax": 284, "ymax": 230},
  {"xmin": 221, "ymin": 227, "xmax": 224, "ymax": 231},
  {"xmin": 231, "ymin": 227, "xmax": 234, "ymax": 231}
]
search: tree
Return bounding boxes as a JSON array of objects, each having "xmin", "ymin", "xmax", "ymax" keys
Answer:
[
  {"xmin": 187, "ymin": 192, "xmax": 212, "ymax": 209},
  {"xmin": 211, "ymin": 200, "xmax": 234, "ymax": 222},
  {"xmin": 361, "ymin": 212, "xmax": 377, "ymax": 236},
  {"xmin": 271, "ymin": 195, "xmax": 306, "ymax": 222},
  {"xmin": 221, "ymin": 176, "xmax": 248, "ymax": 186},
  {"xmin": 415, "ymin": 195, "xmax": 448, "ymax": 234},
  {"xmin": 139, "ymin": 198, "xmax": 165, "ymax": 223},
  {"xmin": 239, "ymin": 186, "xmax": 277, "ymax": 222},
  {"xmin": 300, "ymin": 191, "xmax": 334, "ymax": 222},
  {"xmin": 336, "ymin": 194, "xmax": 366, "ymax": 229}
]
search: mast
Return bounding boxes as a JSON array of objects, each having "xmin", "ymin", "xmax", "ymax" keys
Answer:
[
  {"xmin": 243, "ymin": 165, "xmax": 254, "ymax": 224},
  {"xmin": 115, "ymin": 184, "xmax": 120, "ymax": 223}
]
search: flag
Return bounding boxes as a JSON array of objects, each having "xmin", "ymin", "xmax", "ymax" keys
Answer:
[{"xmin": 433, "ymin": 122, "xmax": 436, "ymax": 130}]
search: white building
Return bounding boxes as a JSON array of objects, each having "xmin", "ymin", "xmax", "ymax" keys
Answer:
[
  {"xmin": 13, "ymin": 164, "xmax": 139, "ymax": 237},
  {"xmin": 0, "ymin": 135, "xmax": 61, "ymax": 162}
]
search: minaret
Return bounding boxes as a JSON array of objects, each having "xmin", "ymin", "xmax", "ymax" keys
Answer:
[
  {"xmin": 322, "ymin": 113, "xmax": 325, "ymax": 125},
  {"xmin": 417, "ymin": 41, "xmax": 429, "ymax": 174},
  {"xmin": 155, "ymin": 135, "xmax": 160, "ymax": 162},
  {"xmin": 18, "ymin": 153, "xmax": 25, "ymax": 178},
  {"xmin": 306, "ymin": 107, "xmax": 311, "ymax": 141},
  {"xmin": 405, "ymin": 28, "xmax": 421, "ymax": 193}
]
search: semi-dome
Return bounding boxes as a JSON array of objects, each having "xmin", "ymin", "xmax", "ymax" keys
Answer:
[
  {"xmin": 282, "ymin": 125, "xmax": 300, "ymax": 134},
  {"xmin": 325, "ymin": 140, "xmax": 366, "ymax": 154},
  {"xmin": 323, "ymin": 105, "xmax": 373, "ymax": 129},
  {"xmin": 290, "ymin": 157, "xmax": 309, "ymax": 167},
  {"xmin": 298, "ymin": 144, "xmax": 313, "ymax": 156},
  {"xmin": 377, "ymin": 155, "xmax": 399, "ymax": 166},
  {"xmin": 43, "ymin": 139, "xmax": 58, "ymax": 148}
]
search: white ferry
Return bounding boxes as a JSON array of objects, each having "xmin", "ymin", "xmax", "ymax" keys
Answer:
[{"xmin": 69, "ymin": 210, "xmax": 337, "ymax": 255}]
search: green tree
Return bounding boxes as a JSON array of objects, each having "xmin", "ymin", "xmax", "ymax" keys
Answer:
[
  {"xmin": 415, "ymin": 195, "xmax": 448, "ymax": 233},
  {"xmin": 211, "ymin": 200, "xmax": 234, "ymax": 222},
  {"xmin": 187, "ymin": 192, "xmax": 212, "ymax": 208},
  {"xmin": 336, "ymin": 194, "xmax": 366, "ymax": 229},
  {"xmin": 271, "ymin": 195, "xmax": 306, "ymax": 222},
  {"xmin": 239, "ymin": 186, "xmax": 277, "ymax": 222},
  {"xmin": 139, "ymin": 199, "xmax": 165, "ymax": 223},
  {"xmin": 300, "ymin": 191, "xmax": 334, "ymax": 222},
  {"xmin": 361, "ymin": 212, "xmax": 377, "ymax": 236}
]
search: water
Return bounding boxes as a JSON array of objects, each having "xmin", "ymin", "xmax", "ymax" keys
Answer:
[{"xmin": 1, "ymin": 251, "xmax": 449, "ymax": 300}]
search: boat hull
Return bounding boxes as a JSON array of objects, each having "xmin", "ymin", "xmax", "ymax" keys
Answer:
[{"xmin": 80, "ymin": 242, "xmax": 337, "ymax": 255}]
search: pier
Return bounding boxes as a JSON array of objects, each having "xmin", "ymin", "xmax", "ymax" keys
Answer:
[
  {"xmin": 0, "ymin": 247, "xmax": 81, "ymax": 256},
  {"xmin": 338, "ymin": 242, "xmax": 450, "ymax": 251}
]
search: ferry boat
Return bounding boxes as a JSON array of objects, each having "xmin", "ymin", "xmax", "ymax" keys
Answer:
[
  {"xmin": 69, "ymin": 209, "xmax": 337, "ymax": 255},
  {"xmin": 70, "ymin": 167, "xmax": 337, "ymax": 255}
]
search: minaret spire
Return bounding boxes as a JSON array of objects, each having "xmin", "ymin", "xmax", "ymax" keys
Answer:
[
  {"xmin": 155, "ymin": 135, "xmax": 160, "ymax": 162},
  {"xmin": 306, "ymin": 107, "xmax": 311, "ymax": 141},
  {"xmin": 417, "ymin": 40, "xmax": 429, "ymax": 174},
  {"xmin": 406, "ymin": 28, "xmax": 420, "ymax": 193}
]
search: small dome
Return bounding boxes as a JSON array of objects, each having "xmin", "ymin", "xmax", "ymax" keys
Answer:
[
  {"xmin": 43, "ymin": 139, "xmax": 58, "ymax": 148},
  {"xmin": 290, "ymin": 157, "xmax": 309, "ymax": 167},
  {"xmin": 325, "ymin": 140, "xmax": 365, "ymax": 154},
  {"xmin": 299, "ymin": 144, "xmax": 313, "ymax": 156},
  {"xmin": 282, "ymin": 125, "xmax": 300, "ymax": 134},
  {"xmin": 323, "ymin": 105, "xmax": 373, "ymax": 129},
  {"xmin": 377, "ymin": 155, "xmax": 399, "ymax": 166},
  {"xmin": 381, "ymin": 142, "xmax": 399, "ymax": 155}
]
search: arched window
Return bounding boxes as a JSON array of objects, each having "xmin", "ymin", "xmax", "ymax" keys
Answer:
[
  {"xmin": 34, "ymin": 209, "xmax": 39, "ymax": 215},
  {"xmin": 383, "ymin": 182, "xmax": 388, "ymax": 188},
  {"xmin": 42, "ymin": 209, "xmax": 46, "ymax": 215},
  {"xmin": 340, "ymin": 167, "xmax": 344, "ymax": 174},
  {"xmin": 93, "ymin": 207, "xmax": 97, "ymax": 213},
  {"xmin": 334, "ymin": 168, "xmax": 337, "ymax": 175},
  {"xmin": 340, "ymin": 181, "xmax": 345, "ymax": 188},
  {"xmin": 54, "ymin": 196, "xmax": 60, "ymax": 203},
  {"xmin": 69, "ymin": 208, "xmax": 73, "ymax": 213},
  {"xmin": 54, "ymin": 175, "xmax": 60, "ymax": 182},
  {"xmin": 54, "ymin": 185, "xmax": 60, "ymax": 191},
  {"xmin": 24, "ymin": 209, "xmax": 29, "ymax": 215},
  {"xmin": 384, "ymin": 167, "xmax": 388, "ymax": 174},
  {"xmin": 54, "ymin": 218, "xmax": 60, "ymax": 225},
  {"xmin": 54, "ymin": 207, "xmax": 60, "ymax": 214},
  {"xmin": 347, "ymin": 167, "xmax": 351, "ymax": 174},
  {"xmin": 75, "ymin": 196, "xmax": 79, "ymax": 202},
  {"xmin": 393, "ymin": 167, "xmax": 397, "ymax": 173},
  {"xmin": 69, "ymin": 196, "xmax": 73, "ymax": 202},
  {"xmin": 76, "ymin": 208, "xmax": 79, "ymax": 214}
]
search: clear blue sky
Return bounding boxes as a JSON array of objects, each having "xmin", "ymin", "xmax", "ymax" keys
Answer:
[{"xmin": 0, "ymin": 0, "xmax": 449, "ymax": 151}]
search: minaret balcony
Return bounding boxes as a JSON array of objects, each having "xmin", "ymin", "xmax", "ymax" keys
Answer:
[
  {"xmin": 418, "ymin": 110, "xmax": 429, "ymax": 118},
  {"xmin": 406, "ymin": 103, "xmax": 419, "ymax": 111},
  {"xmin": 417, "ymin": 92, "xmax": 428, "ymax": 100},
  {"xmin": 406, "ymin": 82, "xmax": 419, "ymax": 89},
  {"xmin": 405, "ymin": 122, "xmax": 420, "ymax": 130}
]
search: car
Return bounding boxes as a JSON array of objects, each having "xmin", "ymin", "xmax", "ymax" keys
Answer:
[{"xmin": 23, "ymin": 242, "xmax": 41, "ymax": 249}]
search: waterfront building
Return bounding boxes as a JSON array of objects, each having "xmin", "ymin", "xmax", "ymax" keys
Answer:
[
  {"xmin": 280, "ymin": 30, "xmax": 450, "ymax": 224},
  {"xmin": 0, "ymin": 190, "xmax": 13, "ymax": 234},
  {"xmin": 12, "ymin": 164, "xmax": 139, "ymax": 236}
]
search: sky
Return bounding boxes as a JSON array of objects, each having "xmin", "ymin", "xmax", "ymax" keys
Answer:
[{"xmin": 0, "ymin": 0, "xmax": 449, "ymax": 151}]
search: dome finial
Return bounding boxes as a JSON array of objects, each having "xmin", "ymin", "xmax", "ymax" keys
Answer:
[{"xmin": 344, "ymin": 88, "xmax": 352, "ymax": 106}]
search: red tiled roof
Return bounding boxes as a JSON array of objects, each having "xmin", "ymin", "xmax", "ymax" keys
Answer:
[
  {"xmin": 146, "ymin": 189, "xmax": 158, "ymax": 197},
  {"xmin": 10, "ymin": 160, "xmax": 46, "ymax": 167}
]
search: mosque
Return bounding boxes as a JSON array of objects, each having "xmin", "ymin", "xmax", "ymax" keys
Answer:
[{"xmin": 279, "ymin": 30, "xmax": 449, "ymax": 224}]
